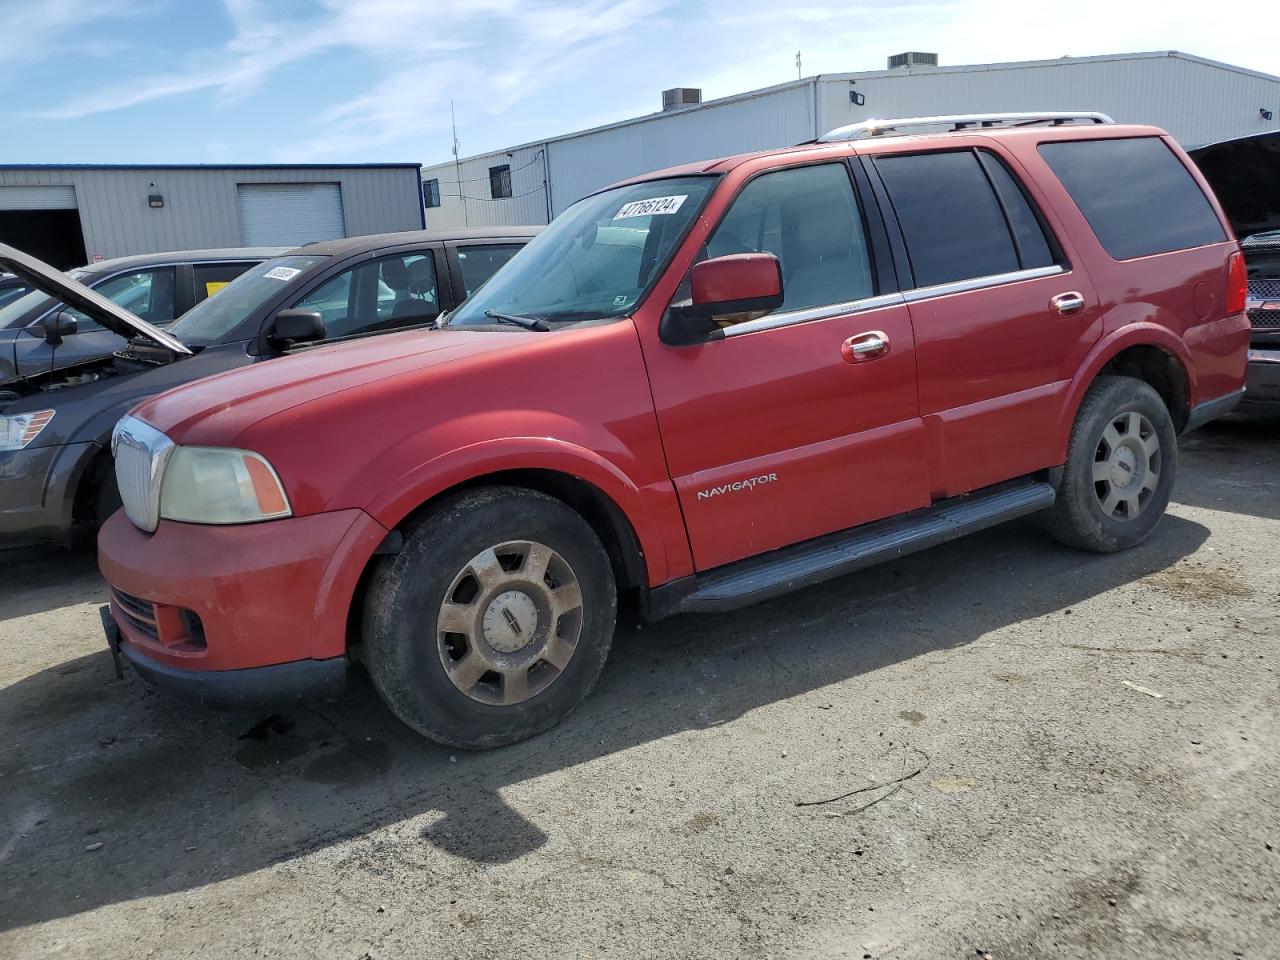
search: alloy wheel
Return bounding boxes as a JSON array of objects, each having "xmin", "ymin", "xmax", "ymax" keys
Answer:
[{"xmin": 1091, "ymin": 411, "xmax": 1161, "ymax": 520}]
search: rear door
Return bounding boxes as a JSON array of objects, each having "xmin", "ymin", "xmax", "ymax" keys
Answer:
[
  {"xmin": 868, "ymin": 145, "xmax": 1103, "ymax": 497},
  {"xmin": 641, "ymin": 160, "xmax": 928, "ymax": 571}
]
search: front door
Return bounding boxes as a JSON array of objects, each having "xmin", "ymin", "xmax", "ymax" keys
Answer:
[{"xmin": 641, "ymin": 161, "xmax": 928, "ymax": 571}]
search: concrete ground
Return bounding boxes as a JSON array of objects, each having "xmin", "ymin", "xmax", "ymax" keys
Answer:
[{"xmin": 0, "ymin": 417, "xmax": 1277, "ymax": 960}]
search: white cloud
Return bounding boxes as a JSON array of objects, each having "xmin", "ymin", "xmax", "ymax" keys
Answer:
[{"xmin": 0, "ymin": 0, "xmax": 141, "ymax": 62}]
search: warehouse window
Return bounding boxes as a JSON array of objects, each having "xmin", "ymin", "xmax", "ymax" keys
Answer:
[
  {"xmin": 489, "ymin": 165, "xmax": 512, "ymax": 200},
  {"xmin": 424, "ymin": 179, "xmax": 441, "ymax": 208}
]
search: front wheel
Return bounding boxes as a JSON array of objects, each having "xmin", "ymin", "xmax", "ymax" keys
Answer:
[
  {"xmin": 362, "ymin": 486, "xmax": 617, "ymax": 749},
  {"xmin": 1043, "ymin": 375, "xmax": 1177, "ymax": 553}
]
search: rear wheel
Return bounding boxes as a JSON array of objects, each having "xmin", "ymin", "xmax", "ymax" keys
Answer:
[
  {"xmin": 362, "ymin": 486, "xmax": 616, "ymax": 749},
  {"xmin": 1043, "ymin": 375, "xmax": 1177, "ymax": 552}
]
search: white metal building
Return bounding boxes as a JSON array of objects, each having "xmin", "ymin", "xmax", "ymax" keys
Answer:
[
  {"xmin": 0, "ymin": 164, "xmax": 425, "ymax": 269},
  {"xmin": 421, "ymin": 50, "xmax": 1280, "ymax": 230}
]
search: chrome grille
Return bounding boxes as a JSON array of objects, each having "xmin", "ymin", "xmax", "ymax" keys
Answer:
[
  {"xmin": 112, "ymin": 416, "xmax": 174, "ymax": 532},
  {"xmin": 1249, "ymin": 279, "xmax": 1280, "ymax": 298}
]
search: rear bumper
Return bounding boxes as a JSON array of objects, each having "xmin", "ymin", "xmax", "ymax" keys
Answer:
[
  {"xmin": 97, "ymin": 507, "xmax": 389, "ymax": 683},
  {"xmin": 1241, "ymin": 348, "xmax": 1280, "ymax": 406}
]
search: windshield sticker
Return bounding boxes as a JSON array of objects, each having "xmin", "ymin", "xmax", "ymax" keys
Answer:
[
  {"xmin": 263, "ymin": 266, "xmax": 302, "ymax": 281},
  {"xmin": 613, "ymin": 195, "xmax": 687, "ymax": 220}
]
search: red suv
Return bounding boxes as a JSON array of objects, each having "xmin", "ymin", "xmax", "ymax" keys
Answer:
[{"xmin": 99, "ymin": 113, "xmax": 1250, "ymax": 748}]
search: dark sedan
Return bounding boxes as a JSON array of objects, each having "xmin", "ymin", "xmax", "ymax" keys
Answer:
[{"xmin": 0, "ymin": 227, "xmax": 538, "ymax": 548}]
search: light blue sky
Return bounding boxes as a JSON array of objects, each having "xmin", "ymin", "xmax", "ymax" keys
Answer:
[{"xmin": 1, "ymin": 0, "xmax": 1274, "ymax": 166}]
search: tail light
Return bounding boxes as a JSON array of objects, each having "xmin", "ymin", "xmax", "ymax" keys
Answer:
[{"xmin": 1226, "ymin": 251, "xmax": 1247, "ymax": 315}]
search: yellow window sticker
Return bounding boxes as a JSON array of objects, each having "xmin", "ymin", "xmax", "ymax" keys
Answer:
[{"xmin": 205, "ymin": 281, "xmax": 230, "ymax": 297}]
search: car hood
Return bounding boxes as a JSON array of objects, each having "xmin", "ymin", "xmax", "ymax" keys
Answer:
[
  {"xmin": 133, "ymin": 326, "xmax": 533, "ymax": 444},
  {"xmin": 1189, "ymin": 131, "xmax": 1280, "ymax": 241},
  {"xmin": 0, "ymin": 243, "xmax": 191, "ymax": 356}
]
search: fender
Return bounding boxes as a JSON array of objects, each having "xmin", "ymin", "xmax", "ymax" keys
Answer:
[
  {"xmin": 362, "ymin": 436, "xmax": 691, "ymax": 588},
  {"xmin": 1051, "ymin": 322, "xmax": 1196, "ymax": 460}
]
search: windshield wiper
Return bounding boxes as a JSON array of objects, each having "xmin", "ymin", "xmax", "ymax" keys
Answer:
[{"xmin": 484, "ymin": 309, "xmax": 550, "ymax": 332}]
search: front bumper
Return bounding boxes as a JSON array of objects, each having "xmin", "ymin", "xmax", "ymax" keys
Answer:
[
  {"xmin": 0, "ymin": 441, "xmax": 97, "ymax": 546},
  {"xmin": 1242, "ymin": 347, "xmax": 1280, "ymax": 406},
  {"xmin": 98, "ymin": 507, "xmax": 389, "ymax": 696}
]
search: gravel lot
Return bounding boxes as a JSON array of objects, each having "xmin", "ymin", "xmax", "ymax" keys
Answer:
[{"xmin": 1, "ymin": 417, "xmax": 1277, "ymax": 960}]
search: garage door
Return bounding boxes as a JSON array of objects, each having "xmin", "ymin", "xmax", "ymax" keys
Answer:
[
  {"xmin": 0, "ymin": 185, "xmax": 78, "ymax": 210},
  {"xmin": 237, "ymin": 182, "xmax": 346, "ymax": 246}
]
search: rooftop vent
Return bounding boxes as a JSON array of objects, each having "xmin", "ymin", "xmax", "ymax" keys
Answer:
[
  {"xmin": 662, "ymin": 88, "xmax": 703, "ymax": 112},
  {"xmin": 887, "ymin": 51, "xmax": 939, "ymax": 70}
]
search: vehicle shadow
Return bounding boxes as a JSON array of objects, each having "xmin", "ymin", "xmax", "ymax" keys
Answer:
[
  {"xmin": 0, "ymin": 511, "xmax": 1211, "ymax": 932},
  {"xmin": 1176, "ymin": 413, "xmax": 1280, "ymax": 521},
  {"xmin": 0, "ymin": 545, "xmax": 102, "ymax": 623}
]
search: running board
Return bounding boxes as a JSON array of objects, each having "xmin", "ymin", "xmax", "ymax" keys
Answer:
[{"xmin": 678, "ymin": 478, "xmax": 1056, "ymax": 613}]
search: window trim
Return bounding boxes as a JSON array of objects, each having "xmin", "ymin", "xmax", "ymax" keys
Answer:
[
  {"xmin": 721, "ymin": 291, "xmax": 906, "ymax": 338},
  {"xmin": 867, "ymin": 147, "xmax": 1068, "ymax": 294}
]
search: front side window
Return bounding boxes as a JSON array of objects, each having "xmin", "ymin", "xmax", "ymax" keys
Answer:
[
  {"xmin": 489, "ymin": 165, "xmax": 512, "ymax": 200},
  {"xmin": 705, "ymin": 163, "xmax": 874, "ymax": 313},
  {"xmin": 292, "ymin": 251, "xmax": 439, "ymax": 339},
  {"xmin": 1038, "ymin": 137, "xmax": 1227, "ymax": 260},
  {"xmin": 63, "ymin": 267, "xmax": 177, "ymax": 331},
  {"xmin": 447, "ymin": 176, "xmax": 717, "ymax": 328},
  {"xmin": 876, "ymin": 150, "xmax": 1022, "ymax": 287},
  {"xmin": 168, "ymin": 255, "xmax": 326, "ymax": 346},
  {"xmin": 456, "ymin": 243, "xmax": 523, "ymax": 298}
]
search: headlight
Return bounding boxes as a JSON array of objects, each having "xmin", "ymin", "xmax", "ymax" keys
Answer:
[
  {"xmin": 0, "ymin": 410, "xmax": 55, "ymax": 451},
  {"xmin": 159, "ymin": 446, "xmax": 292, "ymax": 524}
]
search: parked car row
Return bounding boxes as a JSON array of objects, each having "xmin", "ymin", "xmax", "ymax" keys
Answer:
[
  {"xmin": 0, "ymin": 229, "xmax": 535, "ymax": 548},
  {"xmin": 0, "ymin": 112, "xmax": 1261, "ymax": 750}
]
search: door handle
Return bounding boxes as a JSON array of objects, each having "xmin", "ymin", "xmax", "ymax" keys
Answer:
[
  {"xmin": 1050, "ymin": 292, "xmax": 1086, "ymax": 316},
  {"xmin": 841, "ymin": 330, "xmax": 890, "ymax": 363}
]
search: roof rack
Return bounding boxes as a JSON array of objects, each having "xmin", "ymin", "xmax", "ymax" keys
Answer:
[{"xmin": 818, "ymin": 112, "xmax": 1115, "ymax": 143}]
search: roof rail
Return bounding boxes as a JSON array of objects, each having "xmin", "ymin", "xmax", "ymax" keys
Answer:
[{"xmin": 818, "ymin": 112, "xmax": 1115, "ymax": 143}]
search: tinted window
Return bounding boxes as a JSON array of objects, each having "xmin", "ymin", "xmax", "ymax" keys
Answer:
[
  {"xmin": 977, "ymin": 151, "xmax": 1056, "ymax": 270},
  {"xmin": 707, "ymin": 163, "xmax": 873, "ymax": 312},
  {"xmin": 456, "ymin": 243, "xmax": 523, "ymax": 298},
  {"xmin": 876, "ymin": 151, "xmax": 1019, "ymax": 287},
  {"xmin": 1038, "ymin": 137, "xmax": 1227, "ymax": 260},
  {"xmin": 63, "ymin": 267, "xmax": 176, "ymax": 331},
  {"xmin": 293, "ymin": 251, "xmax": 439, "ymax": 339},
  {"xmin": 194, "ymin": 262, "xmax": 256, "ymax": 303}
]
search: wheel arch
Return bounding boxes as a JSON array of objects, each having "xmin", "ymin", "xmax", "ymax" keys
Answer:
[{"xmin": 1054, "ymin": 326, "xmax": 1196, "ymax": 459}]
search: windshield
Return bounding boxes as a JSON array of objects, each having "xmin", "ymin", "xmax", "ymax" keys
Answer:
[
  {"xmin": 168, "ymin": 255, "xmax": 325, "ymax": 346},
  {"xmin": 447, "ymin": 176, "xmax": 717, "ymax": 327}
]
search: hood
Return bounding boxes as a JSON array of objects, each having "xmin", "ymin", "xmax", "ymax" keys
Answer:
[
  {"xmin": 0, "ymin": 243, "xmax": 191, "ymax": 356},
  {"xmin": 1189, "ymin": 131, "xmax": 1280, "ymax": 241},
  {"xmin": 132, "ymin": 326, "xmax": 530, "ymax": 444}
]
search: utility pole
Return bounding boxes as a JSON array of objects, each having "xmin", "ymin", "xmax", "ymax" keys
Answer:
[
  {"xmin": 451, "ymin": 99, "xmax": 468, "ymax": 227},
  {"xmin": 796, "ymin": 50, "xmax": 802, "ymax": 79}
]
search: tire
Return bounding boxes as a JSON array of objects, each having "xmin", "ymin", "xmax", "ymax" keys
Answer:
[
  {"xmin": 362, "ymin": 486, "xmax": 617, "ymax": 749},
  {"xmin": 1043, "ymin": 375, "xmax": 1177, "ymax": 552}
]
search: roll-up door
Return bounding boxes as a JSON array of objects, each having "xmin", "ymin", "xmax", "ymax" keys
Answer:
[
  {"xmin": 0, "ymin": 185, "xmax": 78, "ymax": 210},
  {"xmin": 237, "ymin": 182, "xmax": 346, "ymax": 246}
]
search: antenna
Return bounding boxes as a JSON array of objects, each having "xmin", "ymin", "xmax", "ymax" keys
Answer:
[
  {"xmin": 795, "ymin": 50, "xmax": 802, "ymax": 79},
  {"xmin": 451, "ymin": 99, "xmax": 469, "ymax": 227}
]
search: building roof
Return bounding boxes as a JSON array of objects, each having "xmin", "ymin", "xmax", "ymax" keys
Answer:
[{"xmin": 427, "ymin": 50, "xmax": 1280, "ymax": 169}]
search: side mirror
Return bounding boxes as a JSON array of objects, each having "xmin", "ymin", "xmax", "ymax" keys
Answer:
[
  {"xmin": 42, "ymin": 310, "xmax": 78, "ymax": 346},
  {"xmin": 685, "ymin": 253, "xmax": 784, "ymax": 327},
  {"xmin": 266, "ymin": 309, "xmax": 326, "ymax": 349}
]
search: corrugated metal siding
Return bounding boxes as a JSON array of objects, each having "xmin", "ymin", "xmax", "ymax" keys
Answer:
[
  {"xmin": 0, "ymin": 166, "xmax": 422, "ymax": 259},
  {"xmin": 0, "ymin": 185, "xmax": 78, "ymax": 210},
  {"xmin": 423, "ymin": 52, "xmax": 1279, "ymax": 231},
  {"xmin": 817, "ymin": 53, "xmax": 1280, "ymax": 149}
]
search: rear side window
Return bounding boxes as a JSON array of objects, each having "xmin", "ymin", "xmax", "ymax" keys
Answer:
[
  {"xmin": 1038, "ymin": 137, "xmax": 1226, "ymax": 260},
  {"xmin": 976, "ymin": 152, "xmax": 1056, "ymax": 270},
  {"xmin": 875, "ymin": 151, "xmax": 1022, "ymax": 287}
]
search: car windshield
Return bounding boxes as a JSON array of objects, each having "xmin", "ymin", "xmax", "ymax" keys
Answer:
[
  {"xmin": 168, "ymin": 255, "xmax": 325, "ymax": 346},
  {"xmin": 447, "ymin": 176, "xmax": 717, "ymax": 328}
]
